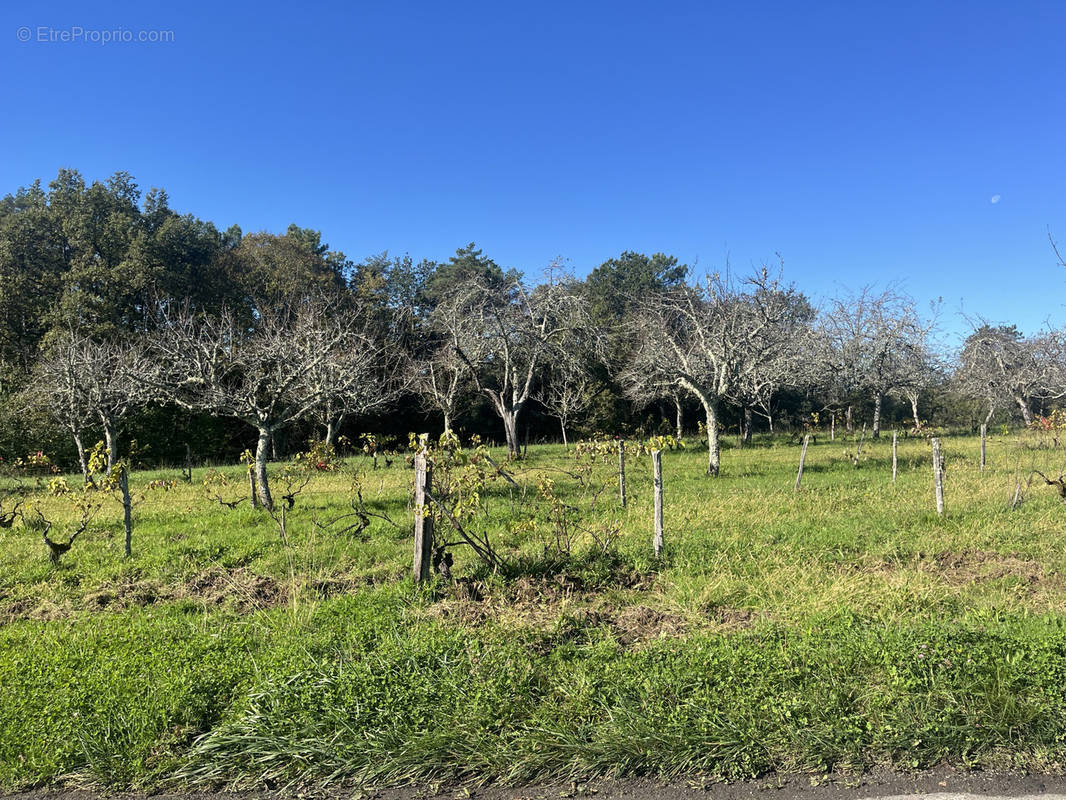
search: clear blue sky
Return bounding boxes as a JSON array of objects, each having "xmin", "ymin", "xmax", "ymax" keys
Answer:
[{"xmin": 2, "ymin": 0, "xmax": 1064, "ymax": 339}]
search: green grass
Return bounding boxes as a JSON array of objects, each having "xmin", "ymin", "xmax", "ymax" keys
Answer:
[{"xmin": 3, "ymin": 429, "xmax": 1066, "ymax": 789}]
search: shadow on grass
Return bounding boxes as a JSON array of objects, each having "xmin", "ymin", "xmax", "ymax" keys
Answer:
[{"xmin": 459, "ymin": 546, "xmax": 655, "ymax": 593}]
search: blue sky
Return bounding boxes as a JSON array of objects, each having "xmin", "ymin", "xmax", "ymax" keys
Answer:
[{"xmin": 2, "ymin": 0, "xmax": 1064, "ymax": 339}]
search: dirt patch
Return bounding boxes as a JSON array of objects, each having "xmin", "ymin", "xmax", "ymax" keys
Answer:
[
  {"xmin": 921, "ymin": 549, "xmax": 1048, "ymax": 586},
  {"xmin": 851, "ymin": 549, "xmax": 1052, "ymax": 587},
  {"xmin": 84, "ymin": 579, "xmax": 171, "ymax": 611},
  {"xmin": 505, "ymin": 569, "xmax": 658, "ymax": 604},
  {"xmin": 307, "ymin": 574, "xmax": 369, "ymax": 599},
  {"xmin": 0, "ymin": 567, "xmax": 292, "ymax": 625},
  {"xmin": 706, "ymin": 605, "xmax": 759, "ymax": 629},
  {"xmin": 419, "ymin": 583, "xmax": 711, "ymax": 650},
  {"xmin": 182, "ymin": 567, "xmax": 282, "ymax": 611},
  {"xmin": 611, "ymin": 604, "xmax": 688, "ymax": 644},
  {"xmin": 77, "ymin": 568, "xmax": 284, "ymax": 614}
]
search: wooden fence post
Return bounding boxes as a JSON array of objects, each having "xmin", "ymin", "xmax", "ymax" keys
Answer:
[
  {"xmin": 652, "ymin": 450, "xmax": 664, "ymax": 557},
  {"xmin": 931, "ymin": 437, "xmax": 944, "ymax": 517},
  {"xmin": 980, "ymin": 424, "xmax": 987, "ymax": 472},
  {"xmin": 247, "ymin": 467, "xmax": 259, "ymax": 510},
  {"xmin": 120, "ymin": 466, "xmax": 133, "ymax": 558},
  {"xmin": 618, "ymin": 439, "xmax": 627, "ymax": 508},
  {"xmin": 794, "ymin": 434, "xmax": 810, "ymax": 491},
  {"xmin": 830, "ymin": 411, "xmax": 835, "ymax": 441},
  {"xmin": 413, "ymin": 435, "xmax": 434, "ymax": 582},
  {"xmin": 892, "ymin": 430, "xmax": 898, "ymax": 484}
]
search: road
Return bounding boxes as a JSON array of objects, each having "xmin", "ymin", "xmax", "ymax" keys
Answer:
[{"xmin": 7, "ymin": 769, "xmax": 1066, "ymax": 800}]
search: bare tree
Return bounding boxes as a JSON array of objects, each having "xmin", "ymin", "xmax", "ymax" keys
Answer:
[
  {"xmin": 624, "ymin": 268, "xmax": 805, "ymax": 476},
  {"xmin": 729, "ymin": 289, "xmax": 815, "ymax": 442},
  {"xmin": 150, "ymin": 299, "xmax": 387, "ymax": 510},
  {"xmin": 413, "ymin": 297, "xmax": 472, "ymax": 435},
  {"xmin": 28, "ymin": 332, "xmax": 95, "ymax": 481},
  {"xmin": 314, "ymin": 338, "xmax": 405, "ymax": 447},
  {"xmin": 892, "ymin": 334, "xmax": 944, "ymax": 432},
  {"xmin": 536, "ymin": 348, "xmax": 595, "ymax": 448},
  {"xmin": 956, "ymin": 322, "xmax": 1066, "ymax": 426},
  {"xmin": 85, "ymin": 339, "xmax": 155, "ymax": 473},
  {"xmin": 819, "ymin": 287, "xmax": 933, "ymax": 438},
  {"xmin": 29, "ymin": 332, "xmax": 152, "ymax": 478},
  {"xmin": 449, "ymin": 266, "xmax": 588, "ymax": 459}
]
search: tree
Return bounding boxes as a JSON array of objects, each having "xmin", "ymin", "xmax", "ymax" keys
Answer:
[
  {"xmin": 728, "ymin": 288, "xmax": 815, "ymax": 442},
  {"xmin": 582, "ymin": 251, "xmax": 688, "ymax": 432},
  {"xmin": 412, "ymin": 307, "xmax": 471, "ymax": 436},
  {"xmin": 624, "ymin": 268, "xmax": 803, "ymax": 475},
  {"xmin": 219, "ymin": 229, "xmax": 349, "ymax": 316},
  {"xmin": 956, "ymin": 323, "xmax": 1066, "ymax": 426},
  {"xmin": 29, "ymin": 332, "xmax": 153, "ymax": 479},
  {"xmin": 150, "ymin": 299, "xmax": 386, "ymax": 510},
  {"xmin": 449, "ymin": 266, "xmax": 588, "ymax": 458},
  {"xmin": 0, "ymin": 180, "xmax": 66, "ymax": 375},
  {"xmin": 27, "ymin": 332, "xmax": 96, "ymax": 481},
  {"xmin": 80, "ymin": 338, "xmax": 154, "ymax": 473},
  {"xmin": 49, "ymin": 170, "xmax": 150, "ymax": 336},
  {"xmin": 314, "ymin": 332, "xmax": 406, "ymax": 447},
  {"xmin": 585, "ymin": 251, "xmax": 688, "ymax": 324},
  {"xmin": 536, "ymin": 347, "xmax": 596, "ymax": 448},
  {"xmin": 422, "ymin": 243, "xmax": 512, "ymax": 309},
  {"xmin": 818, "ymin": 287, "xmax": 933, "ymax": 438},
  {"xmin": 892, "ymin": 334, "xmax": 944, "ymax": 432}
]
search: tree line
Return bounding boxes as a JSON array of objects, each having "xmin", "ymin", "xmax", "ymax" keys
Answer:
[{"xmin": 1, "ymin": 169, "xmax": 1062, "ymax": 488}]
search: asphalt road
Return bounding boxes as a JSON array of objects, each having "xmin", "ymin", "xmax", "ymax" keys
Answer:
[{"xmin": 8, "ymin": 769, "xmax": 1066, "ymax": 800}]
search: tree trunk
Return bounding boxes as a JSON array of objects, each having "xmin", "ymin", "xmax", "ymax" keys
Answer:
[
  {"xmin": 910, "ymin": 394, "xmax": 921, "ymax": 432},
  {"xmin": 703, "ymin": 400, "xmax": 721, "ymax": 476},
  {"xmin": 767, "ymin": 411, "xmax": 774, "ymax": 434},
  {"xmin": 674, "ymin": 396, "xmax": 683, "ymax": 439},
  {"xmin": 560, "ymin": 417, "xmax": 568, "ymax": 448},
  {"xmin": 102, "ymin": 419, "xmax": 118, "ymax": 475},
  {"xmin": 742, "ymin": 406, "xmax": 753, "ymax": 445},
  {"xmin": 845, "ymin": 404, "xmax": 854, "ymax": 433},
  {"xmin": 502, "ymin": 410, "xmax": 519, "ymax": 460},
  {"xmin": 72, "ymin": 429, "xmax": 89, "ymax": 484},
  {"xmin": 255, "ymin": 426, "xmax": 274, "ymax": 511},
  {"xmin": 1015, "ymin": 395, "xmax": 1033, "ymax": 426},
  {"xmin": 443, "ymin": 410, "xmax": 453, "ymax": 435},
  {"xmin": 872, "ymin": 393, "xmax": 882, "ymax": 439},
  {"xmin": 324, "ymin": 413, "xmax": 344, "ymax": 446}
]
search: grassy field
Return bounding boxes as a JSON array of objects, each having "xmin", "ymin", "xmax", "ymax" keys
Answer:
[{"xmin": 3, "ymin": 429, "xmax": 1066, "ymax": 790}]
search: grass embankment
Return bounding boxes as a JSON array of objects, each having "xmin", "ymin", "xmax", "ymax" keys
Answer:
[{"xmin": 3, "ymin": 431, "xmax": 1066, "ymax": 788}]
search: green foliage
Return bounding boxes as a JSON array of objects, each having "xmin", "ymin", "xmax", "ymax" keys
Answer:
[
  {"xmin": 422, "ymin": 242, "xmax": 515, "ymax": 307},
  {"xmin": 8, "ymin": 603, "xmax": 1066, "ymax": 788},
  {"xmin": 584, "ymin": 250, "xmax": 688, "ymax": 324}
]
